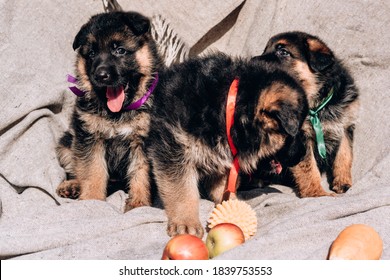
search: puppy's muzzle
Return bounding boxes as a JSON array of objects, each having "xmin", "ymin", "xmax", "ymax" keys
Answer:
[{"xmin": 95, "ymin": 65, "xmax": 113, "ymax": 84}]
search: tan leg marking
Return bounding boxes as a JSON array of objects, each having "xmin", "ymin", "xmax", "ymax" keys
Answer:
[
  {"xmin": 291, "ymin": 143, "xmax": 336, "ymax": 197},
  {"xmin": 75, "ymin": 141, "xmax": 108, "ymax": 200},
  {"xmin": 208, "ymin": 175, "xmax": 228, "ymax": 204},
  {"xmin": 332, "ymin": 132, "xmax": 353, "ymax": 193},
  {"xmin": 124, "ymin": 147, "xmax": 152, "ymax": 212},
  {"xmin": 156, "ymin": 165, "xmax": 204, "ymax": 238}
]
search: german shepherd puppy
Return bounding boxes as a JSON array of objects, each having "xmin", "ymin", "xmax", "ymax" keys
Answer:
[
  {"xmin": 251, "ymin": 31, "xmax": 359, "ymax": 197},
  {"xmin": 56, "ymin": 11, "xmax": 162, "ymax": 211},
  {"xmin": 147, "ymin": 52, "xmax": 308, "ymax": 238}
]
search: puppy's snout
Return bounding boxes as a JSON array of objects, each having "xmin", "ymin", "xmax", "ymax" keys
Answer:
[{"xmin": 95, "ymin": 66, "xmax": 112, "ymax": 83}]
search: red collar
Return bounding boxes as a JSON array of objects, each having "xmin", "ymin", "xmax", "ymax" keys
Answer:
[{"xmin": 223, "ymin": 78, "xmax": 240, "ymax": 200}]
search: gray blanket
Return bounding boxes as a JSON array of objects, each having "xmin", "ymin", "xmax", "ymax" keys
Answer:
[{"xmin": 0, "ymin": 0, "xmax": 389, "ymax": 259}]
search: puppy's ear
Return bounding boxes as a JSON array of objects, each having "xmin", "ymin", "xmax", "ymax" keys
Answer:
[
  {"xmin": 72, "ymin": 23, "xmax": 90, "ymax": 51},
  {"xmin": 124, "ymin": 12, "xmax": 151, "ymax": 36},
  {"xmin": 274, "ymin": 87, "xmax": 308, "ymax": 137},
  {"xmin": 307, "ymin": 38, "xmax": 334, "ymax": 72},
  {"xmin": 257, "ymin": 84, "xmax": 307, "ymax": 137},
  {"xmin": 275, "ymin": 107, "xmax": 300, "ymax": 137},
  {"xmin": 276, "ymin": 131, "xmax": 306, "ymax": 167}
]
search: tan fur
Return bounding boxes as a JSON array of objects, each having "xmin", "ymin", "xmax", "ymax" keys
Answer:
[
  {"xmin": 275, "ymin": 39, "xmax": 289, "ymax": 46},
  {"xmin": 67, "ymin": 109, "xmax": 151, "ymax": 205},
  {"xmin": 56, "ymin": 12, "xmax": 161, "ymax": 210},
  {"xmin": 291, "ymin": 141, "xmax": 335, "ymax": 197},
  {"xmin": 56, "ymin": 144, "xmax": 74, "ymax": 174},
  {"xmin": 154, "ymin": 93, "xmax": 297, "ymax": 237},
  {"xmin": 254, "ymin": 84, "xmax": 300, "ymax": 161},
  {"xmin": 207, "ymin": 175, "xmax": 229, "ymax": 204},
  {"xmin": 78, "ymin": 109, "xmax": 150, "ymax": 139},
  {"xmin": 259, "ymin": 82, "xmax": 299, "ymax": 111},
  {"xmin": 292, "ymin": 60, "xmax": 321, "ymax": 105},
  {"xmin": 149, "ymin": 124, "xmax": 231, "ymax": 237},
  {"xmin": 332, "ymin": 132, "xmax": 353, "ymax": 193},
  {"xmin": 76, "ymin": 57, "xmax": 92, "ymax": 92},
  {"xmin": 75, "ymin": 139, "xmax": 108, "ymax": 200},
  {"xmin": 307, "ymin": 38, "xmax": 331, "ymax": 54},
  {"xmin": 344, "ymin": 98, "xmax": 360, "ymax": 124},
  {"xmin": 154, "ymin": 161, "xmax": 203, "ymax": 237},
  {"xmin": 135, "ymin": 44, "xmax": 153, "ymax": 76},
  {"xmin": 254, "ymin": 108, "xmax": 276, "ymax": 131},
  {"xmin": 57, "ymin": 179, "xmax": 81, "ymax": 198},
  {"xmin": 267, "ymin": 39, "xmax": 322, "ymax": 105},
  {"xmin": 274, "ymin": 39, "xmax": 303, "ymax": 60},
  {"xmin": 260, "ymin": 32, "xmax": 359, "ymax": 198},
  {"xmin": 330, "ymin": 98, "xmax": 359, "ymax": 193},
  {"xmin": 124, "ymin": 145, "xmax": 152, "ymax": 211},
  {"xmin": 258, "ymin": 133, "xmax": 285, "ymax": 159},
  {"xmin": 127, "ymin": 45, "xmax": 155, "ymax": 107},
  {"xmin": 111, "ymin": 32, "xmax": 137, "ymax": 49},
  {"xmin": 86, "ymin": 34, "xmax": 96, "ymax": 44}
]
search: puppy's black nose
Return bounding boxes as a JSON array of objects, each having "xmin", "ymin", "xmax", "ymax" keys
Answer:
[{"xmin": 95, "ymin": 66, "xmax": 111, "ymax": 83}]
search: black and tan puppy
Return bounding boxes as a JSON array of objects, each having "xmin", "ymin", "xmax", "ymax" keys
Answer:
[
  {"xmin": 252, "ymin": 31, "xmax": 359, "ymax": 197},
  {"xmin": 147, "ymin": 52, "xmax": 308, "ymax": 238},
  {"xmin": 56, "ymin": 11, "xmax": 162, "ymax": 211}
]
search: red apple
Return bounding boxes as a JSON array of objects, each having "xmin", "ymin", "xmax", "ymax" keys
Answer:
[
  {"xmin": 161, "ymin": 234, "xmax": 209, "ymax": 260},
  {"xmin": 206, "ymin": 223, "xmax": 245, "ymax": 258}
]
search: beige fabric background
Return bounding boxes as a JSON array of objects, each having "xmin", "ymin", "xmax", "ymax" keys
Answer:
[{"xmin": 0, "ymin": 0, "xmax": 389, "ymax": 259}]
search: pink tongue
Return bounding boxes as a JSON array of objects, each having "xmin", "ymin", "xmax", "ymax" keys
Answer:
[
  {"xmin": 106, "ymin": 86, "xmax": 125, "ymax": 112},
  {"xmin": 270, "ymin": 159, "xmax": 283, "ymax": 174}
]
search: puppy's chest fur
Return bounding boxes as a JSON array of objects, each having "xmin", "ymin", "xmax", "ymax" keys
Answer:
[
  {"xmin": 78, "ymin": 109, "xmax": 150, "ymax": 140},
  {"xmin": 303, "ymin": 87, "xmax": 359, "ymax": 144},
  {"xmin": 303, "ymin": 113, "xmax": 344, "ymax": 141},
  {"xmin": 75, "ymin": 108, "xmax": 150, "ymax": 177}
]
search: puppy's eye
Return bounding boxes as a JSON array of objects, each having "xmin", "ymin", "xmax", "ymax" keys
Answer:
[
  {"xmin": 88, "ymin": 50, "xmax": 96, "ymax": 58},
  {"xmin": 276, "ymin": 48, "xmax": 290, "ymax": 57},
  {"xmin": 115, "ymin": 47, "xmax": 127, "ymax": 56}
]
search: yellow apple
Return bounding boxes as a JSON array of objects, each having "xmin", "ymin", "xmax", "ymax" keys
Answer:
[{"xmin": 206, "ymin": 223, "xmax": 245, "ymax": 258}]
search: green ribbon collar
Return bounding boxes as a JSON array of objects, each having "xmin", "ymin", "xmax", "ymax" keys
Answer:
[{"xmin": 308, "ymin": 87, "xmax": 334, "ymax": 159}]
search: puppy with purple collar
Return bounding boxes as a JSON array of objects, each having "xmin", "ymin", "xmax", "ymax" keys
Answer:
[{"xmin": 56, "ymin": 11, "xmax": 162, "ymax": 211}]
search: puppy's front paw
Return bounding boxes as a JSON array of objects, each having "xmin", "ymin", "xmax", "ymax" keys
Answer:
[
  {"xmin": 124, "ymin": 197, "xmax": 151, "ymax": 212},
  {"xmin": 298, "ymin": 185, "xmax": 337, "ymax": 198},
  {"xmin": 167, "ymin": 220, "xmax": 204, "ymax": 238},
  {"xmin": 332, "ymin": 183, "xmax": 351, "ymax": 194},
  {"xmin": 57, "ymin": 179, "xmax": 81, "ymax": 199}
]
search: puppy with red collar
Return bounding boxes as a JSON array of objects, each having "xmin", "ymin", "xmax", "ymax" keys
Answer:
[{"xmin": 147, "ymin": 52, "xmax": 308, "ymax": 238}]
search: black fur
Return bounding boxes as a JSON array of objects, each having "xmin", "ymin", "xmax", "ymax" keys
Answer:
[
  {"xmin": 56, "ymin": 11, "xmax": 162, "ymax": 210},
  {"xmin": 249, "ymin": 31, "xmax": 359, "ymax": 196},
  {"xmin": 146, "ymin": 52, "xmax": 308, "ymax": 237}
]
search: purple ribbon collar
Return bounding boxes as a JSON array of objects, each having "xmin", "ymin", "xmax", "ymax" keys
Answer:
[{"xmin": 67, "ymin": 73, "xmax": 159, "ymax": 111}]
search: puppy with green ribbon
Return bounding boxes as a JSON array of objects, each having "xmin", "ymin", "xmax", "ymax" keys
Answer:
[{"xmin": 251, "ymin": 31, "xmax": 359, "ymax": 197}]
